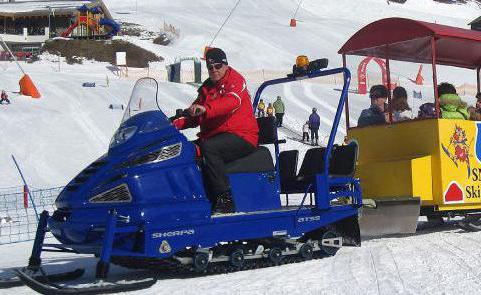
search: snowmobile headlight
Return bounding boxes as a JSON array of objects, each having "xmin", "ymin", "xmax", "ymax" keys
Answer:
[
  {"xmin": 110, "ymin": 126, "xmax": 138, "ymax": 148},
  {"xmin": 119, "ymin": 142, "xmax": 182, "ymax": 168}
]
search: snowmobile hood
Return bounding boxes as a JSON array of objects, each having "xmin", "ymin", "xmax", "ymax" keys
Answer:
[
  {"xmin": 108, "ymin": 110, "xmax": 180, "ymax": 156},
  {"xmin": 55, "ymin": 109, "xmax": 194, "ymax": 210}
]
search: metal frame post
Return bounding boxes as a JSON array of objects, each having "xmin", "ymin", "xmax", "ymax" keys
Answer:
[
  {"xmin": 342, "ymin": 54, "xmax": 350, "ymax": 129},
  {"xmin": 27, "ymin": 211, "xmax": 49, "ymax": 271},
  {"xmin": 431, "ymin": 37, "xmax": 440, "ymax": 118},
  {"xmin": 95, "ymin": 210, "xmax": 117, "ymax": 280},
  {"xmin": 12, "ymin": 155, "xmax": 39, "ymax": 221},
  {"xmin": 477, "ymin": 67, "xmax": 480, "ymax": 94},
  {"xmin": 385, "ymin": 45, "xmax": 393, "ymax": 123}
]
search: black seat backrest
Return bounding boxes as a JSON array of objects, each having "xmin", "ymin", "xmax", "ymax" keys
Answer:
[
  {"xmin": 279, "ymin": 150, "xmax": 299, "ymax": 180},
  {"xmin": 257, "ymin": 116, "xmax": 277, "ymax": 144},
  {"xmin": 329, "ymin": 143, "xmax": 358, "ymax": 176},
  {"xmin": 226, "ymin": 146, "xmax": 275, "ymax": 173},
  {"xmin": 298, "ymin": 148, "xmax": 326, "ymax": 177}
]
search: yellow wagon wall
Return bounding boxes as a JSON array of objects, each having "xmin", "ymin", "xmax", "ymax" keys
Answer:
[{"xmin": 348, "ymin": 119, "xmax": 481, "ymax": 212}]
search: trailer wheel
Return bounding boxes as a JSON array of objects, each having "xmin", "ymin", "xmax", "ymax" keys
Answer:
[
  {"xmin": 320, "ymin": 231, "xmax": 342, "ymax": 256},
  {"xmin": 299, "ymin": 243, "xmax": 314, "ymax": 260},
  {"xmin": 230, "ymin": 249, "xmax": 244, "ymax": 268},
  {"xmin": 268, "ymin": 247, "xmax": 283, "ymax": 265},
  {"xmin": 193, "ymin": 252, "xmax": 209, "ymax": 273}
]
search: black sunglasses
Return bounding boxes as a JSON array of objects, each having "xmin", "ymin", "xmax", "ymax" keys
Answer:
[{"xmin": 207, "ymin": 63, "xmax": 223, "ymax": 71}]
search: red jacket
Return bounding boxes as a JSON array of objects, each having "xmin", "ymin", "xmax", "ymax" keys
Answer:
[{"xmin": 175, "ymin": 67, "xmax": 258, "ymax": 147}]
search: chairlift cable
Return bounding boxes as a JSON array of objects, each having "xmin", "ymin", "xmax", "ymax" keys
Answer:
[
  {"xmin": 208, "ymin": 0, "xmax": 242, "ymax": 47},
  {"xmin": 292, "ymin": 0, "xmax": 303, "ymax": 20},
  {"xmin": 0, "ymin": 35, "xmax": 26, "ymax": 75}
]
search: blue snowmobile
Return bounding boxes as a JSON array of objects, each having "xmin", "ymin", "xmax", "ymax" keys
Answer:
[{"xmin": 13, "ymin": 58, "xmax": 362, "ymax": 294}]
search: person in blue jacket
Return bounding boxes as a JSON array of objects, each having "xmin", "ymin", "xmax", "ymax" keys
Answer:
[
  {"xmin": 308, "ymin": 108, "xmax": 320, "ymax": 145},
  {"xmin": 357, "ymin": 85, "xmax": 388, "ymax": 127}
]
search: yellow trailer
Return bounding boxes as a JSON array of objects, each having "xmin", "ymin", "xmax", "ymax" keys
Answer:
[
  {"xmin": 339, "ymin": 18, "xmax": 481, "ymax": 235},
  {"xmin": 349, "ymin": 119, "xmax": 481, "ymax": 235}
]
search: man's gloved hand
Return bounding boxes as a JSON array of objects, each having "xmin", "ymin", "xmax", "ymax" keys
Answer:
[
  {"xmin": 188, "ymin": 104, "xmax": 206, "ymax": 117},
  {"xmin": 172, "ymin": 117, "xmax": 186, "ymax": 129}
]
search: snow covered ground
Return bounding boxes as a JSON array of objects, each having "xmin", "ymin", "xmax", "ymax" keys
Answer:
[
  {"xmin": 1, "ymin": 0, "xmax": 481, "ymax": 294},
  {"xmin": 1, "ymin": 220, "xmax": 481, "ymax": 295}
]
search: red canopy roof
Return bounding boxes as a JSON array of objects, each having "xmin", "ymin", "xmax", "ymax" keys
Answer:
[{"xmin": 338, "ymin": 17, "xmax": 481, "ymax": 69}]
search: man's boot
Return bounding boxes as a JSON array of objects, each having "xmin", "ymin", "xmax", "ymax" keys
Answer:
[{"xmin": 212, "ymin": 191, "xmax": 235, "ymax": 214}]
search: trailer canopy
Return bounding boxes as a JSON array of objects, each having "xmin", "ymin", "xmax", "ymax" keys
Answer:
[{"xmin": 339, "ymin": 17, "xmax": 481, "ymax": 69}]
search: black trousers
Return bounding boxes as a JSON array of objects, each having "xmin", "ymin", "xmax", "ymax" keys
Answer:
[
  {"xmin": 310, "ymin": 128, "xmax": 319, "ymax": 143},
  {"xmin": 200, "ymin": 133, "xmax": 256, "ymax": 197},
  {"xmin": 275, "ymin": 113, "xmax": 284, "ymax": 126},
  {"xmin": 302, "ymin": 132, "xmax": 309, "ymax": 141}
]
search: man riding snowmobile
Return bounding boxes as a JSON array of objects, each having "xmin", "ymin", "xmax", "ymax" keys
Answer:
[{"xmin": 173, "ymin": 48, "xmax": 259, "ymax": 213}]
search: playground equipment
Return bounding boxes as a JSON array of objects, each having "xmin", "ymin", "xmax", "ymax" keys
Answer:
[
  {"xmin": 8, "ymin": 58, "xmax": 361, "ymax": 293},
  {"xmin": 61, "ymin": 4, "xmax": 120, "ymax": 39},
  {"xmin": 339, "ymin": 17, "xmax": 481, "ymax": 236}
]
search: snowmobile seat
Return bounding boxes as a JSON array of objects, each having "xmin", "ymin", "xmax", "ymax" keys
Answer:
[
  {"xmin": 226, "ymin": 146, "xmax": 275, "ymax": 173},
  {"xmin": 257, "ymin": 116, "xmax": 277, "ymax": 144},
  {"xmin": 279, "ymin": 150, "xmax": 299, "ymax": 193},
  {"xmin": 226, "ymin": 146, "xmax": 278, "ymax": 212},
  {"xmin": 282, "ymin": 143, "xmax": 358, "ymax": 193},
  {"xmin": 329, "ymin": 143, "xmax": 358, "ymax": 177},
  {"xmin": 282, "ymin": 147, "xmax": 325, "ymax": 193}
]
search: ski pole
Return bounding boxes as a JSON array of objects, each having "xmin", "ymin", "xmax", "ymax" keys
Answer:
[{"xmin": 11, "ymin": 155, "xmax": 39, "ymax": 221}]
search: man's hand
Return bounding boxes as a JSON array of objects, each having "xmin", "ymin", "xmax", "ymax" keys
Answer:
[{"xmin": 188, "ymin": 104, "xmax": 206, "ymax": 116}]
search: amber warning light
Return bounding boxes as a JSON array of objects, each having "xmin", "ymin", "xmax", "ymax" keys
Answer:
[{"xmin": 290, "ymin": 56, "xmax": 329, "ymax": 78}]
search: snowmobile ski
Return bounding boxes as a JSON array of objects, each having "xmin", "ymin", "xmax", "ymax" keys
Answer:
[
  {"xmin": 0, "ymin": 268, "xmax": 84, "ymax": 289},
  {"xmin": 15, "ymin": 268, "xmax": 157, "ymax": 295}
]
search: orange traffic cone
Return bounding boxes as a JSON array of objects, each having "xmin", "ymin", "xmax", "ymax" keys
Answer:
[
  {"xmin": 415, "ymin": 65, "xmax": 424, "ymax": 85},
  {"xmin": 290, "ymin": 18, "xmax": 297, "ymax": 27},
  {"xmin": 19, "ymin": 74, "xmax": 40, "ymax": 98}
]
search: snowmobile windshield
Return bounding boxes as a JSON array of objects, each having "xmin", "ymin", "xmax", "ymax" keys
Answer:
[{"xmin": 121, "ymin": 78, "xmax": 164, "ymax": 124}]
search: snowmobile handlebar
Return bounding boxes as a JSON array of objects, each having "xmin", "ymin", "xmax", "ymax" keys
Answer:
[{"xmin": 169, "ymin": 108, "xmax": 201, "ymax": 122}]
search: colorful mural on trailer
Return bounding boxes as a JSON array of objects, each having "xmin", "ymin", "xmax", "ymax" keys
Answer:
[{"xmin": 442, "ymin": 123, "xmax": 481, "ymax": 204}]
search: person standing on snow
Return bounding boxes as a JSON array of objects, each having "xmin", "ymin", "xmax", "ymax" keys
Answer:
[
  {"xmin": 173, "ymin": 48, "xmax": 258, "ymax": 214},
  {"xmin": 266, "ymin": 103, "xmax": 275, "ymax": 117},
  {"xmin": 257, "ymin": 98, "xmax": 266, "ymax": 117},
  {"xmin": 0, "ymin": 90, "xmax": 10, "ymax": 104},
  {"xmin": 302, "ymin": 121, "xmax": 310, "ymax": 142},
  {"xmin": 273, "ymin": 96, "xmax": 285, "ymax": 127},
  {"xmin": 309, "ymin": 108, "xmax": 320, "ymax": 145}
]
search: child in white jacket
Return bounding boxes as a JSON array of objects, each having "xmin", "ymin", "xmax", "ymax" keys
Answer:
[{"xmin": 302, "ymin": 121, "xmax": 310, "ymax": 142}]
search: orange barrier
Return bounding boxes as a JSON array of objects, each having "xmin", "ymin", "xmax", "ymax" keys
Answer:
[{"xmin": 19, "ymin": 74, "xmax": 41, "ymax": 99}]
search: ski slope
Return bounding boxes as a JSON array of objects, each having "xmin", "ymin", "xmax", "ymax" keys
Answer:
[
  {"xmin": 1, "ymin": 0, "xmax": 479, "ymax": 187},
  {"xmin": 2, "ymin": 221, "xmax": 481, "ymax": 294},
  {"xmin": 1, "ymin": 1, "xmax": 481, "ymax": 294}
]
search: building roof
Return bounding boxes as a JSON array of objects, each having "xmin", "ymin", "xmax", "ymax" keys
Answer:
[
  {"xmin": 0, "ymin": 0, "xmax": 94, "ymax": 17},
  {"xmin": 338, "ymin": 17, "xmax": 481, "ymax": 69}
]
